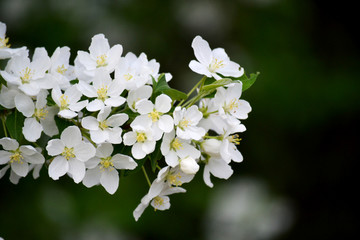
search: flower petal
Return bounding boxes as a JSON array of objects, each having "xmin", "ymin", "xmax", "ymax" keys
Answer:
[
  {"xmin": 23, "ymin": 117, "xmax": 43, "ymax": 142},
  {"xmin": 100, "ymin": 169, "xmax": 119, "ymax": 194},
  {"xmin": 48, "ymin": 156, "xmax": 69, "ymax": 180},
  {"xmin": 67, "ymin": 158, "xmax": 85, "ymax": 183}
]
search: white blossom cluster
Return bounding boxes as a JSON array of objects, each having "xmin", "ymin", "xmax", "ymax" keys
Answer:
[{"xmin": 0, "ymin": 22, "xmax": 255, "ymax": 221}]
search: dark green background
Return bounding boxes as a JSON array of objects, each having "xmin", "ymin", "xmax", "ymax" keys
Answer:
[{"xmin": 0, "ymin": 0, "xmax": 359, "ymax": 239}]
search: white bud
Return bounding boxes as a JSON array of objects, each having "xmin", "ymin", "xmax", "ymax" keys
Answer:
[
  {"xmin": 201, "ymin": 139, "xmax": 221, "ymax": 155},
  {"xmin": 180, "ymin": 156, "xmax": 199, "ymax": 175}
]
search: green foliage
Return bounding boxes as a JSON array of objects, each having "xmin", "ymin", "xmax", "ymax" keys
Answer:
[
  {"xmin": 236, "ymin": 72, "xmax": 260, "ymax": 92},
  {"xmin": 5, "ymin": 110, "xmax": 24, "ymax": 142},
  {"xmin": 152, "ymin": 74, "xmax": 187, "ymax": 101}
]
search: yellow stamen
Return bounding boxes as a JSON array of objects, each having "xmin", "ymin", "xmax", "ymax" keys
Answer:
[
  {"xmin": 20, "ymin": 67, "xmax": 33, "ymax": 84},
  {"xmin": 34, "ymin": 108, "xmax": 48, "ymax": 120},
  {"xmin": 167, "ymin": 173, "xmax": 182, "ymax": 186},
  {"xmin": 100, "ymin": 156, "xmax": 114, "ymax": 171},
  {"xmin": 123, "ymin": 73, "xmax": 133, "ymax": 81},
  {"xmin": 171, "ymin": 138, "xmax": 183, "ymax": 150},
  {"xmin": 62, "ymin": 147, "xmax": 75, "ymax": 160},
  {"xmin": 148, "ymin": 110, "xmax": 160, "ymax": 122},
  {"xmin": 224, "ymin": 99, "xmax": 239, "ymax": 113},
  {"xmin": 227, "ymin": 134, "xmax": 242, "ymax": 145},
  {"xmin": 136, "ymin": 132, "xmax": 147, "ymax": 143},
  {"xmin": 178, "ymin": 118, "xmax": 191, "ymax": 130},
  {"xmin": 56, "ymin": 64, "xmax": 67, "ymax": 74},
  {"xmin": 209, "ymin": 58, "xmax": 224, "ymax": 72},
  {"xmin": 97, "ymin": 85, "xmax": 108, "ymax": 102},
  {"xmin": 153, "ymin": 196, "xmax": 164, "ymax": 210},
  {"xmin": 59, "ymin": 94, "xmax": 69, "ymax": 110},
  {"xmin": 99, "ymin": 120, "xmax": 108, "ymax": 130},
  {"xmin": 10, "ymin": 149, "xmax": 24, "ymax": 164},
  {"xmin": 0, "ymin": 37, "xmax": 10, "ymax": 48},
  {"xmin": 96, "ymin": 54, "xmax": 108, "ymax": 67}
]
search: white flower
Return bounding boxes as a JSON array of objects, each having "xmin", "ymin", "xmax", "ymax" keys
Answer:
[
  {"xmin": 160, "ymin": 130, "xmax": 200, "ymax": 167},
  {"xmin": 133, "ymin": 179, "xmax": 185, "ymax": 221},
  {"xmin": 1, "ymin": 47, "xmax": 53, "ymax": 96},
  {"xmin": 77, "ymin": 69, "xmax": 126, "ymax": 112},
  {"xmin": 0, "ymin": 22, "xmax": 28, "ymax": 59},
  {"xmin": 0, "ymin": 84, "xmax": 20, "ymax": 109},
  {"xmin": 46, "ymin": 126, "xmax": 96, "ymax": 183},
  {"xmin": 127, "ymin": 85, "xmax": 153, "ymax": 112},
  {"xmin": 14, "ymin": 90, "xmax": 58, "ymax": 142},
  {"xmin": 173, "ymin": 105, "xmax": 206, "ymax": 140},
  {"xmin": 123, "ymin": 116, "xmax": 156, "ymax": 159},
  {"xmin": 203, "ymin": 155, "xmax": 233, "ymax": 188},
  {"xmin": 136, "ymin": 94, "xmax": 174, "ymax": 139},
  {"xmin": 156, "ymin": 165, "xmax": 195, "ymax": 187},
  {"xmin": 48, "ymin": 46, "xmax": 76, "ymax": 90},
  {"xmin": 0, "ymin": 137, "xmax": 45, "ymax": 178},
  {"xmin": 81, "ymin": 106, "xmax": 128, "ymax": 144},
  {"xmin": 52, "ymin": 85, "xmax": 88, "ymax": 119},
  {"xmin": 189, "ymin": 36, "xmax": 243, "ymax": 80},
  {"xmin": 218, "ymin": 124, "xmax": 246, "ymax": 163},
  {"xmin": 114, "ymin": 52, "xmax": 150, "ymax": 90},
  {"xmin": 75, "ymin": 34, "xmax": 122, "ymax": 81},
  {"xmin": 82, "ymin": 143, "xmax": 137, "ymax": 194},
  {"xmin": 214, "ymin": 82, "xmax": 252, "ymax": 123}
]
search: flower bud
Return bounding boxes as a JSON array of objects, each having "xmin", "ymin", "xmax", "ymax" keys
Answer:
[
  {"xmin": 201, "ymin": 139, "xmax": 221, "ymax": 155},
  {"xmin": 180, "ymin": 156, "xmax": 199, "ymax": 175}
]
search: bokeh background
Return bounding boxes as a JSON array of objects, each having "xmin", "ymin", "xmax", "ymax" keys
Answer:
[{"xmin": 0, "ymin": 0, "xmax": 359, "ymax": 239}]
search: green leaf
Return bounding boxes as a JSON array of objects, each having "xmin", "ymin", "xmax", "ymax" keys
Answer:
[
  {"xmin": 152, "ymin": 73, "xmax": 187, "ymax": 101},
  {"xmin": 162, "ymin": 88, "xmax": 187, "ymax": 101},
  {"xmin": 6, "ymin": 110, "xmax": 24, "ymax": 141},
  {"xmin": 237, "ymin": 72, "xmax": 259, "ymax": 92},
  {"xmin": 201, "ymin": 78, "xmax": 233, "ymax": 92},
  {"xmin": 150, "ymin": 140, "xmax": 162, "ymax": 172},
  {"xmin": 54, "ymin": 115, "xmax": 73, "ymax": 135}
]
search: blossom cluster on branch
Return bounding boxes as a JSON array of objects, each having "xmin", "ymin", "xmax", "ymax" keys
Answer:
[{"xmin": 0, "ymin": 22, "xmax": 258, "ymax": 221}]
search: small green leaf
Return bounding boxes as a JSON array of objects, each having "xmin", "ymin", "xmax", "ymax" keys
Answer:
[
  {"xmin": 237, "ymin": 72, "xmax": 259, "ymax": 92},
  {"xmin": 150, "ymin": 140, "xmax": 162, "ymax": 172},
  {"xmin": 6, "ymin": 110, "xmax": 24, "ymax": 141},
  {"xmin": 162, "ymin": 88, "xmax": 187, "ymax": 101},
  {"xmin": 201, "ymin": 78, "xmax": 232, "ymax": 92},
  {"xmin": 54, "ymin": 115, "xmax": 73, "ymax": 135}
]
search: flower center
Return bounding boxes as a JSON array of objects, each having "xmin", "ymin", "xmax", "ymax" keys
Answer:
[
  {"xmin": 20, "ymin": 67, "xmax": 33, "ymax": 84},
  {"xmin": 99, "ymin": 120, "xmax": 108, "ymax": 130},
  {"xmin": 167, "ymin": 173, "xmax": 182, "ymax": 186},
  {"xmin": 62, "ymin": 147, "xmax": 75, "ymax": 160},
  {"xmin": 123, "ymin": 73, "xmax": 133, "ymax": 81},
  {"xmin": 100, "ymin": 156, "xmax": 114, "ymax": 171},
  {"xmin": 0, "ymin": 37, "xmax": 10, "ymax": 48},
  {"xmin": 224, "ymin": 98, "xmax": 239, "ymax": 113},
  {"xmin": 34, "ymin": 107, "xmax": 48, "ymax": 120},
  {"xmin": 56, "ymin": 64, "xmax": 67, "ymax": 74},
  {"xmin": 59, "ymin": 94, "xmax": 69, "ymax": 110},
  {"xmin": 227, "ymin": 134, "xmax": 242, "ymax": 145},
  {"xmin": 178, "ymin": 118, "xmax": 191, "ymax": 130},
  {"xmin": 97, "ymin": 85, "xmax": 108, "ymax": 102},
  {"xmin": 171, "ymin": 138, "xmax": 183, "ymax": 150},
  {"xmin": 153, "ymin": 196, "xmax": 164, "ymax": 210},
  {"xmin": 148, "ymin": 110, "xmax": 160, "ymax": 122},
  {"xmin": 10, "ymin": 149, "xmax": 24, "ymax": 164},
  {"xmin": 96, "ymin": 54, "xmax": 108, "ymax": 68},
  {"xmin": 136, "ymin": 132, "xmax": 147, "ymax": 143},
  {"xmin": 209, "ymin": 58, "xmax": 224, "ymax": 72}
]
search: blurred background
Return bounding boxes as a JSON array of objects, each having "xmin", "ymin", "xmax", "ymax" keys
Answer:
[{"xmin": 0, "ymin": 0, "xmax": 359, "ymax": 239}]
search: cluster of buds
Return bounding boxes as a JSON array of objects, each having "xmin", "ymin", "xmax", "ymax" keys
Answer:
[{"xmin": 0, "ymin": 22, "xmax": 258, "ymax": 221}]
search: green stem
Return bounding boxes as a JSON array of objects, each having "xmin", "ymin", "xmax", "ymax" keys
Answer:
[
  {"xmin": 178, "ymin": 76, "xmax": 207, "ymax": 107},
  {"xmin": 142, "ymin": 166, "xmax": 152, "ymax": 187},
  {"xmin": 1, "ymin": 117, "xmax": 8, "ymax": 138}
]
